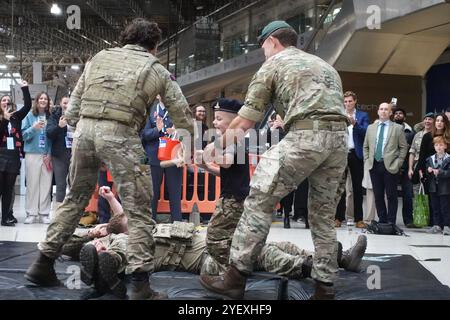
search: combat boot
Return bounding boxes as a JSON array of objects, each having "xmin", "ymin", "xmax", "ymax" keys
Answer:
[
  {"xmin": 98, "ymin": 251, "xmax": 127, "ymax": 299},
  {"xmin": 79, "ymin": 244, "xmax": 98, "ymax": 286},
  {"xmin": 301, "ymin": 255, "xmax": 313, "ymax": 278},
  {"xmin": 309, "ymin": 281, "xmax": 335, "ymax": 300},
  {"xmin": 199, "ymin": 265, "xmax": 247, "ymax": 299},
  {"xmin": 339, "ymin": 235, "xmax": 367, "ymax": 272},
  {"xmin": 24, "ymin": 252, "xmax": 60, "ymax": 286},
  {"xmin": 129, "ymin": 272, "xmax": 167, "ymax": 300}
]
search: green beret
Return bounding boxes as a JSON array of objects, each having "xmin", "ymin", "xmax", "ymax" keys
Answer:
[{"xmin": 257, "ymin": 20, "xmax": 294, "ymax": 44}]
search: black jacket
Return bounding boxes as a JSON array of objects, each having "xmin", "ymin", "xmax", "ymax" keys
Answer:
[
  {"xmin": 425, "ymin": 154, "xmax": 450, "ymax": 195},
  {"xmin": 0, "ymin": 86, "xmax": 32, "ymax": 158},
  {"xmin": 46, "ymin": 106, "xmax": 70, "ymax": 157}
]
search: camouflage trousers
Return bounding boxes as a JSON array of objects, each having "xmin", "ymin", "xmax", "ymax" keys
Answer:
[
  {"xmin": 206, "ymin": 197, "xmax": 244, "ymax": 271},
  {"xmin": 202, "ymin": 240, "xmax": 312, "ymax": 279},
  {"xmin": 38, "ymin": 118, "xmax": 155, "ymax": 274},
  {"xmin": 230, "ymin": 127, "xmax": 348, "ymax": 284}
]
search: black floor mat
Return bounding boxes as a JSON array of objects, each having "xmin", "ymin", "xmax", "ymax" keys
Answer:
[{"xmin": 0, "ymin": 241, "xmax": 449, "ymax": 300}]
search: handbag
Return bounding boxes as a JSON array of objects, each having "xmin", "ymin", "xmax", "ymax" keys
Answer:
[
  {"xmin": 366, "ymin": 220, "xmax": 405, "ymax": 236},
  {"xmin": 413, "ymin": 183, "xmax": 430, "ymax": 228}
]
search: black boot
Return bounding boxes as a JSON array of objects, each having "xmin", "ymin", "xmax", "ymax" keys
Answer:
[
  {"xmin": 98, "ymin": 251, "xmax": 127, "ymax": 299},
  {"xmin": 284, "ymin": 215, "xmax": 291, "ymax": 229},
  {"xmin": 129, "ymin": 272, "xmax": 166, "ymax": 300},
  {"xmin": 79, "ymin": 244, "xmax": 98, "ymax": 286},
  {"xmin": 301, "ymin": 255, "xmax": 313, "ymax": 278},
  {"xmin": 25, "ymin": 252, "xmax": 60, "ymax": 286},
  {"xmin": 339, "ymin": 235, "xmax": 367, "ymax": 272},
  {"xmin": 199, "ymin": 265, "xmax": 247, "ymax": 299}
]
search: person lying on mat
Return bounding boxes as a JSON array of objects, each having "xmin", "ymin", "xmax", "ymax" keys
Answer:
[{"xmin": 61, "ymin": 186, "xmax": 367, "ymax": 299}]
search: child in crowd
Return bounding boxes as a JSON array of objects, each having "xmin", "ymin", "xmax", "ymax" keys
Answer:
[{"xmin": 426, "ymin": 136, "xmax": 450, "ymax": 235}]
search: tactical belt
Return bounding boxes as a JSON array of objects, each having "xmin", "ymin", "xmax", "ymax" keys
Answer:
[{"xmin": 291, "ymin": 120, "xmax": 347, "ymax": 131}]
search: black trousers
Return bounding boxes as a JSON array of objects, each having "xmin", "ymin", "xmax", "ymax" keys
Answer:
[
  {"xmin": 429, "ymin": 192, "xmax": 450, "ymax": 228},
  {"xmin": 0, "ymin": 171, "xmax": 17, "ymax": 222},
  {"xmin": 370, "ymin": 160, "xmax": 399, "ymax": 224},
  {"xmin": 335, "ymin": 150, "xmax": 364, "ymax": 222}
]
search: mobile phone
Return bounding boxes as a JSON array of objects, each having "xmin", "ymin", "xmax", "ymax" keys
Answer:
[{"xmin": 390, "ymin": 97, "xmax": 398, "ymax": 106}]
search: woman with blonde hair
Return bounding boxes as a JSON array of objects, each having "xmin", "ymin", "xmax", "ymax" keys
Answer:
[
  {"xmin": 22, "ymin": 92, "xmax": 53, "ymax": 224},
  {"xmin": 0, "ymin": 81, "xmax": 31, "ymax": 226}
]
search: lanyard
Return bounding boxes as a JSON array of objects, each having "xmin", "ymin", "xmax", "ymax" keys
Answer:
[
  {"xmin": 7, "ymin": 122, "xmax": 12, "ymax": 135},
  {"xmin": 157, "ymin": 104, "xmax": 168, "ymax": 120}
]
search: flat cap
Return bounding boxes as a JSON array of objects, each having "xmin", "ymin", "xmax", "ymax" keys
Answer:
[
  {"xmin": 213, "ymin": 98, "xmax": 242, "ymax": 114},
  {"xmin": 257, "ymin": 20, "xmax": 294, "ymax": 44}
]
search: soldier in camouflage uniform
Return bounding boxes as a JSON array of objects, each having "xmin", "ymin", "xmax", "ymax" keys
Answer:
[
  {"xmin": 199, "ymin": 21, "xmax": 348, "ymax": 300},
  {"xmin": 195, "ymin": 99, "xmax": 250, "ymax": 272},
  {"xmin": 24, "ymin": 18, "xmax": 194, "ymax": 300}
]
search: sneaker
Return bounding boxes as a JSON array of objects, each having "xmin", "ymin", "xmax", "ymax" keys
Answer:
[
  {"xmin": 24, "ymin": 216, "xmax": 37, "ymax": 224},
  {"xmin": 443, "ymin": 226, "xmax": 450, "ymax": 235},
  {"xmin": 40, "ymin": 216, "xmax": 51, "ymax": 224},
  {"xmin": 427, "ymin": 225, "xmax": 442, "ymax": 234}
]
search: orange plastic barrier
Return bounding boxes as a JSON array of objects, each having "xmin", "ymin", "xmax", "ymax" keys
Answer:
[
  {"xmin": 156, "ymin": 165, "xmax": 220, "ymax": 214},
  {"xmin": 85, "ymin": 154, "xmax": 271, "ymax": 215}
]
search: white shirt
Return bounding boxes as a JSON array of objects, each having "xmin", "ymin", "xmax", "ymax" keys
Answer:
[
  {"xmin": 347, "ymin": 111, "xmax": 356, "ymax": 150},
  {"xmin": 375, "ymin": 120, "xmax": 390, "ymax": 158}
]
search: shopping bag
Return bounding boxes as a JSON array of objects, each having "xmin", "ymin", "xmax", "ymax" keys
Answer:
[{"xmin": 413, "ymin": 183, "xmax": 430, "ymax": 228}]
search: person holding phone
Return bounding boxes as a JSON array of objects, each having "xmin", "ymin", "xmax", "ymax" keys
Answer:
[
  {"xmin": 0, "ymin": 80, "xmax": 31, "ymax": 226},
  {"xmin": 22, "ymin": 92, "xmax": 53, "ymax": 224},
  {"xmin": 46, "ymin": 96, "xmax": 71, "ymax": 215}
]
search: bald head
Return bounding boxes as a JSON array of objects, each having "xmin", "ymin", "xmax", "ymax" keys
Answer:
[{"xmin": 378, "ymin": 103, "xmax": 392, "ymax": 122}]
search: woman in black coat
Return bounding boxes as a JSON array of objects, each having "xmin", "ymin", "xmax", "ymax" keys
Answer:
[{"xmin": 0, "ymin": 81, "xmax": 31, "ymax": 226}]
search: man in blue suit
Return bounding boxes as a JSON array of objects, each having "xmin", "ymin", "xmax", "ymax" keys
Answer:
[
  {"xmin": 142, "ymin": 95, "xmax": 182, "ymax": 222},
  {"xmin": 335, "ymin": 91, "xmax": 369, "ymax": 228}
]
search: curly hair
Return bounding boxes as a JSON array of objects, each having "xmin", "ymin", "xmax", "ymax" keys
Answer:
[{"xmin": 119, "ymin": 18, "xmax": 162, "ymax": 50}]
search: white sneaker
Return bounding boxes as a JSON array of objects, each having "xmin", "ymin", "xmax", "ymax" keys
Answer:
[
  {"xmin": 427, "ymin": 225, "xmax": 442, "ymax": 234},
  {"xmin": 40, "ymin": 216, "xmax": 51, "ymax": 224},
  {"xmin": 443, "ymin": 226, "xmax": 450, "ymax": 235},
  {"xmin": 24, "ymin": 216, "xmax": 37, "ymax": 224}
]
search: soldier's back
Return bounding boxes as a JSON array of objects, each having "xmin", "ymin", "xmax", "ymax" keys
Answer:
[{"xmin": 267, "ymin": 47, "xmax": 345, "ymax": 124}]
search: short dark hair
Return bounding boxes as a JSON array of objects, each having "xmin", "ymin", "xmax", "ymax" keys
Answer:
[
  {"xmin": 270, "ymin": 28, "xmax": 298, "ymax": 47},
  {"xmin": 106, "ymin": 213, "xmax": 126, "ymax": 234},
  {"xmin": 119, "ymin": 18, "xmax": 162, "ymax": 50},
  {"xmin": 394, "ymin": 108, "xmax": 406, "ymax": 116}
]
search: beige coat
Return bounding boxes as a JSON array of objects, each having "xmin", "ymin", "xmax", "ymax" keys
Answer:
[{"xmin": 363, "ymin": 121, "xmax": 408, "ymax": 174}]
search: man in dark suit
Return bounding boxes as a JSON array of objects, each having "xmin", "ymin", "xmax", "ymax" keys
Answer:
[
  {"xmin": 335, "ymin": 91, "xmax": 369, "ymax": 228},
  {"xmin": 363, "ymin": 103, "xmax": 408, "ymax": 224},
  {"xmin": 142, "ymin": 95, "xmax": 182, "ymax": 222}
]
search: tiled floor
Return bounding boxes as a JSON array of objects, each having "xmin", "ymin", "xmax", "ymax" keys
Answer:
[{"xmin": 1, "ymin": 194, "xmax": 449, "ymax": 289}]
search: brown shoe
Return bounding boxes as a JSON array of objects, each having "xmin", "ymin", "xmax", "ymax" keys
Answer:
[
  {"xmin": 129, "ymin": 273, "xmax": 167, "ymax": 300},
  {"xmin": 309, "ymin": 281, "xmax": 335, "ymax": 300},
  {"xmin": 356, "ymin": 221, "xmax": 367, "ymax": 229},
  {"xmin": 335, "ymin": 219, "xmax": 341, "ymax": 228},
  {"xmin": 24, "ymin": 252, "xmax": 61, "ymax": 287},
  {"xmin": 199, "ymin": 265, "xmax": 247, "ymax": 299}
]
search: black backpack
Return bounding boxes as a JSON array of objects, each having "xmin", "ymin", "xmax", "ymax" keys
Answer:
[{"xmin": 366, "ymin": 220, "xmax": 406, "ymax": 236}]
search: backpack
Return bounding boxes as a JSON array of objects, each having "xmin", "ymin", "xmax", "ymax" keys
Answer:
[{"xmin": 366, "ymin": 220, "xmax": 406, "ymax": 236}]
